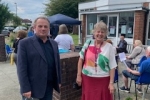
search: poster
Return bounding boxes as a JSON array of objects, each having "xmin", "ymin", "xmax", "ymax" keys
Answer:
[
  {"xmin": 127, "ymin": 27, "xmax": 132, "ymax": 34},
  {"xmin": 121, "ymin": 25, "xmax": 127, "ymax": 34},
  {"xmin": 109, "ymin": 26, "xmax": 115, "ymax": 34},
  {"xmin": 89, "ymin": 23, "xmax": 93, "ymax": 34}
]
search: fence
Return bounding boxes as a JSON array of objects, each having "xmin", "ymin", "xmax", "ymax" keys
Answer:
[{"xmin": 75, "ymin": 44, "xmax": 149, "ymax": 54}]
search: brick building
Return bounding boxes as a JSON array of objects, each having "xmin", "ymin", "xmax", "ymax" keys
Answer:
[{"xmin": 78, "ymin": 0, "xmax": 150, "ymax": 46}]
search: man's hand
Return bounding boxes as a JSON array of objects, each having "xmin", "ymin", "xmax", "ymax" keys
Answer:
[
  {"xmin": 23, "ymin": 91, "xmax": 31, "ymax": 98},
  {"xmin": 59, "ymin": 84, "xmax": 61, "ymax": 88}
]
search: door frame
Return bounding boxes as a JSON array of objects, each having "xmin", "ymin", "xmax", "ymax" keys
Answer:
[{"xmin": 97, "ymin": 14, "xmax": 119, "ymax": 46}]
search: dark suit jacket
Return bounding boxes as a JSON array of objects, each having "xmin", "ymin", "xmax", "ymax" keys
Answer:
[
  {"xmin": 117, "ymin": 40, "xmax": 128, "ymax": 53},
  {"xmin": 17, "ymin": 35, "xmax": 61, "ymax": 98}
]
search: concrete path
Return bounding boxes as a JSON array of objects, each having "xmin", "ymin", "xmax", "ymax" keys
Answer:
[
  {"xmin": 0, "ymin": 61, "xmax": 150, "ymax": 100},
  {"xmin": 0, "ymin": 61, "xmax": 21, "ymax": 100}
]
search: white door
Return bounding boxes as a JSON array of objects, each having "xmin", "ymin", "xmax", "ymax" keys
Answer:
[{"xmin": 98, "ymin": 14, "xmax": 119, "ymax": 46}]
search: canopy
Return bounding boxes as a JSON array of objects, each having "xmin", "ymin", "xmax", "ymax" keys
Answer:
[{"xmin": 48, "ymin": 14, "xmax": 81, "ymax": 25}]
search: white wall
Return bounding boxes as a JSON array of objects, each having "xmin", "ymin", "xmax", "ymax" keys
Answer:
[
  {"xmin": 108, "ymin": 0, "xmax": 147, "ymax": 5},
  {"xmin": 79, "ymin": 2, "xmax": 96, "ymax": 9}
]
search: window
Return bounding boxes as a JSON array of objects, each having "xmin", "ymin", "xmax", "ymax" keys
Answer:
[
  {"xmin": 118, "ymin": 12, "xmax": 134, "ymax": 38},
  {"xmin": 87, "ymin": 14, "xmax": 97, "ymax": 35}
]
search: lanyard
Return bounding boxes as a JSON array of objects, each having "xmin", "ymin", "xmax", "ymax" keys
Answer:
[{"xmin": 95, "ymin": 41, "xmax": 103, "ymax": 73}]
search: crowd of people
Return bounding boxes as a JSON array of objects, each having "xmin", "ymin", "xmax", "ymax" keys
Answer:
[{"xmin": 10, "ymin": 16, "xmax": 150, "ymax": 100}]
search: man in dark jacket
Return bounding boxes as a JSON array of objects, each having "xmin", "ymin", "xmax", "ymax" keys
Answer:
[
  {"xmin": 116, "ymin": 34, "xmax": 128, "ymax": 53},
  {"xmin": 17, "ymin": 16, "xmax": 61, "ymax": 100}
]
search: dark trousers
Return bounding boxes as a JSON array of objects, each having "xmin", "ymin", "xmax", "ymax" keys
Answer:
[
  {"xmin": 125, "ymin": 60, "xmax": 134, "ymax": 69},
  {"xmin": 40, "ymin": 83, "xmax": 53, "ymax": 100}
]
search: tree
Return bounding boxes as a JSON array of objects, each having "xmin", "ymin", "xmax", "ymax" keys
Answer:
[
  {"xmin": 10, "ymin": 14, "xmax": 22, "ymax": 27},
  {"xmin": 44, "ymin": 0, "xmax": 92, "ymax": 18},
  {"xmin": 0, "ymin": 1, "xmax": 12, "ymax": 32}
]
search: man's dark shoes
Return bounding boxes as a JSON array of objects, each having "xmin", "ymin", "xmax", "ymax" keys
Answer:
[{"xmin": 119, "ymin": 86, "xmax": 130, "ymax": 93}]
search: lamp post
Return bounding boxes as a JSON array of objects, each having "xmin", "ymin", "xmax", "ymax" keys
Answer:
[{"xmin": 14, "ymin": 3, "xmax": 17, "ymax": 26}]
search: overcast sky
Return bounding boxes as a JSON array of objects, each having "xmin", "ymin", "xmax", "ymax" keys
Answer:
[{"xmin": 2, "ymin": 0, "xmax": 49, "ymax": 21}]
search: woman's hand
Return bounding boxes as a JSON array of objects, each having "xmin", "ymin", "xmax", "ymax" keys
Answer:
[
  {"xmin": 76, "ymin": 75, "xmax": 82, "ymax": 86},
  {"xmin": 108, "ymin": 83, "xmax": 115, "ymax": 94}
]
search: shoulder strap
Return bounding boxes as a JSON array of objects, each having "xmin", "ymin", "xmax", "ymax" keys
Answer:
[
  {"xmin": 82, "ymin": 40, "xmax": 91, "ymax": 67},
  {"xmin": 135, "ymin": 47, "xmax": 143, "ymax": 57}
]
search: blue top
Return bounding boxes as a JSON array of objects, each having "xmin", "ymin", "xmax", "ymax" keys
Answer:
[
  {"xmin": 138, "ymin": 56, "xmax": 147, "ymax": 67},
  {"xmin": 27, "ymin": 31, "xmax": 34, "ymax": 37},
  {"xmin": 139, "ymin": 58, "xmax": 150, "ymax": 74}
]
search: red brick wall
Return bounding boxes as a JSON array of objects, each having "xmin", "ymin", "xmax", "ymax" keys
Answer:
[
  {"xmin": 0, "ymin": 35, "xmax": 6, "ymax": 61},
  {"xmin": 53, "ymin": 52, "xmax": 81, "ymax": 100},
  {"xmin": 133, "ymin": 11, "xmax": 145, "ymax": 43}
]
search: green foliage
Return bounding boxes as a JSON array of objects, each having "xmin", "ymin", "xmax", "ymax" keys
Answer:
[
  {"xmin": 44, "ymin": 0, "xmax": 92, "ymax": 18},
  {"xmin": 125, "ymin": 97, "xmax": 133, "ymax": 100},
  {"xmin": 0, "ymin": 1, "xmax": 12, "ymax": 32},
  {"xmin": 12, "ymin": 15, "xmax": 22, "ymax": 26},
  {"xmin": 71, "ymin": 34, "xmax": 78, "ymax": 45},
  {"xmin": 5, "ymin": 32, "xmax": 16, "ymax": 47}
]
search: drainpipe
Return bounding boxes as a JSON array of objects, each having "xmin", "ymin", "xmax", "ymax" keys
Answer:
[{"xmin": 142, "ymin": 7, "xmax": 150, "ymax": 45}]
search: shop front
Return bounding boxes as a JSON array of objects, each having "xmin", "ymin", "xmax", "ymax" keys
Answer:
[{"xmin": 78, "ymin": 0, "xmax": 150, "ymax": 46}]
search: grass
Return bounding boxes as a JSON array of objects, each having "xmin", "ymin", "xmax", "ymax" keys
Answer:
[
  {"xmin": 70, "ymin": 34, "xmax": 78, "ymax": 46},
  {"xmin": 5, "ymin": 32, "xmax": 17, "ymax": 47}
]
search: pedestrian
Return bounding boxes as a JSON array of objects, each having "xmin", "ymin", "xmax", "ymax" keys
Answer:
[
  {"xmin": 116, "ymin": 34, "xmax": 128, "ymax": 53},
  {"xmin": 17, "ymin": 16, "xmax": 61, "ymax": 100},
  {"xmin": 12, "ymin": 30, "xmax": 27, "ymax": 65},
  {"xmin": 27, "ymin": 26, "xmax": 34, "ymax": 37},
  {"xmin": 76, "ymin": 21, "xmax": 117, "ymax": 100},
  {"xmin": 55, "ymin": 24, "xmax": 75, "ymax": 51}
]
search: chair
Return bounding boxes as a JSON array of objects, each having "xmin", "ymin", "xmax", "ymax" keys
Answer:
[
  {"xmin": 5, "ymin": 44, "xmax": 13, "ymax": 61},
  {"xmin": 74, "ymin": 45, "xmax": 82, "ymax": 52},
  {"xmin": 130, "ymin": 72, "xmax": 150, "ymax": 100},
  {"xmin": 114, "ymin": 68, "xmax": 120, "ymax": 100}
]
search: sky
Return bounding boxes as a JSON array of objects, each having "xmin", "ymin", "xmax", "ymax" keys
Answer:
[{"xmin": 2, "ymin": 0, "xmax": 49, "ymax": 21}]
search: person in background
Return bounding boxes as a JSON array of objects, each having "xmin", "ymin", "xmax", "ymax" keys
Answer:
[
  {"xmin": 76, "ymin": 21, "xmax": 117, "ymax": 100},
  {"xmin": 116, "ymin": 34, "xmax": 128, "ymax": 53},
  {"xmin": 106, "ymin": 39, "xmax": 116, "ymax": 54},
  {"xmin": 126, "ymin": 40, "xmax": 145, "ymax": 69},
  {"xmin": 13, "ymin": 30, "xmax": 27, "ymax": 65},
  {"xmin": 54, "ymin": 24, "xmax": 75, "ymax": 51},
  {"xmin": 27, "ymin": 26, "xmax": 34, "ymax": 37},
  {"xmin": 17, "ymin": 16, "xmax": 61, "ymax": 100},
  {"xmin": 119, "ymin": 46, "xmax": 150, "ymax": 93}
]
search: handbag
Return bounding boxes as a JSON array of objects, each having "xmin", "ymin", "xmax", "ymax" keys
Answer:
[{"xmin": 73, "ymin": 40, "xmax": 91, "ymax": 90}]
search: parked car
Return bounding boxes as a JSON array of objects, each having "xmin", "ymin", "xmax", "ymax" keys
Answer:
[
  {"xmin": 0, "ymin": 29, "xmax": 10, "ymax": 36},
  {"xmin": 13, "ymin": 26, "xmax": 27, "ymax": 33},
  {"xmin": 4, "ymin": 26, "xmax": 15, "ymax": 32}
]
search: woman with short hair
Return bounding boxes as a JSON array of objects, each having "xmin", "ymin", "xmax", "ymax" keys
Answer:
[
  {"xmin": 76, "ymin": 21, "xmax": 117, "ymax": 100},
  {"xmin": 54, "ymin": 24, "xmax": 74, "ymax": 51}
]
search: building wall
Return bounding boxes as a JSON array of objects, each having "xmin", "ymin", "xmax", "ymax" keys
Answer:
[
  {"xmin": 108, "ymin": 0, "xmax": 148, "ymax": 5},
  {"xmin": 53, "ymin": 52, "xmax": 81, "ymax": 100},
  {"xmin": 0, "ymin": 35, "xmax": 6, "ymax": 62},
  {"xmin": 133, "ymin": 11, "xmax": 145, "ymax": 43}
]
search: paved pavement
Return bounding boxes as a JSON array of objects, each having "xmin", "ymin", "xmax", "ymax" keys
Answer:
[{"xmin": 0, "ymin": 61, "xmax": 150, "ymax": 100}]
